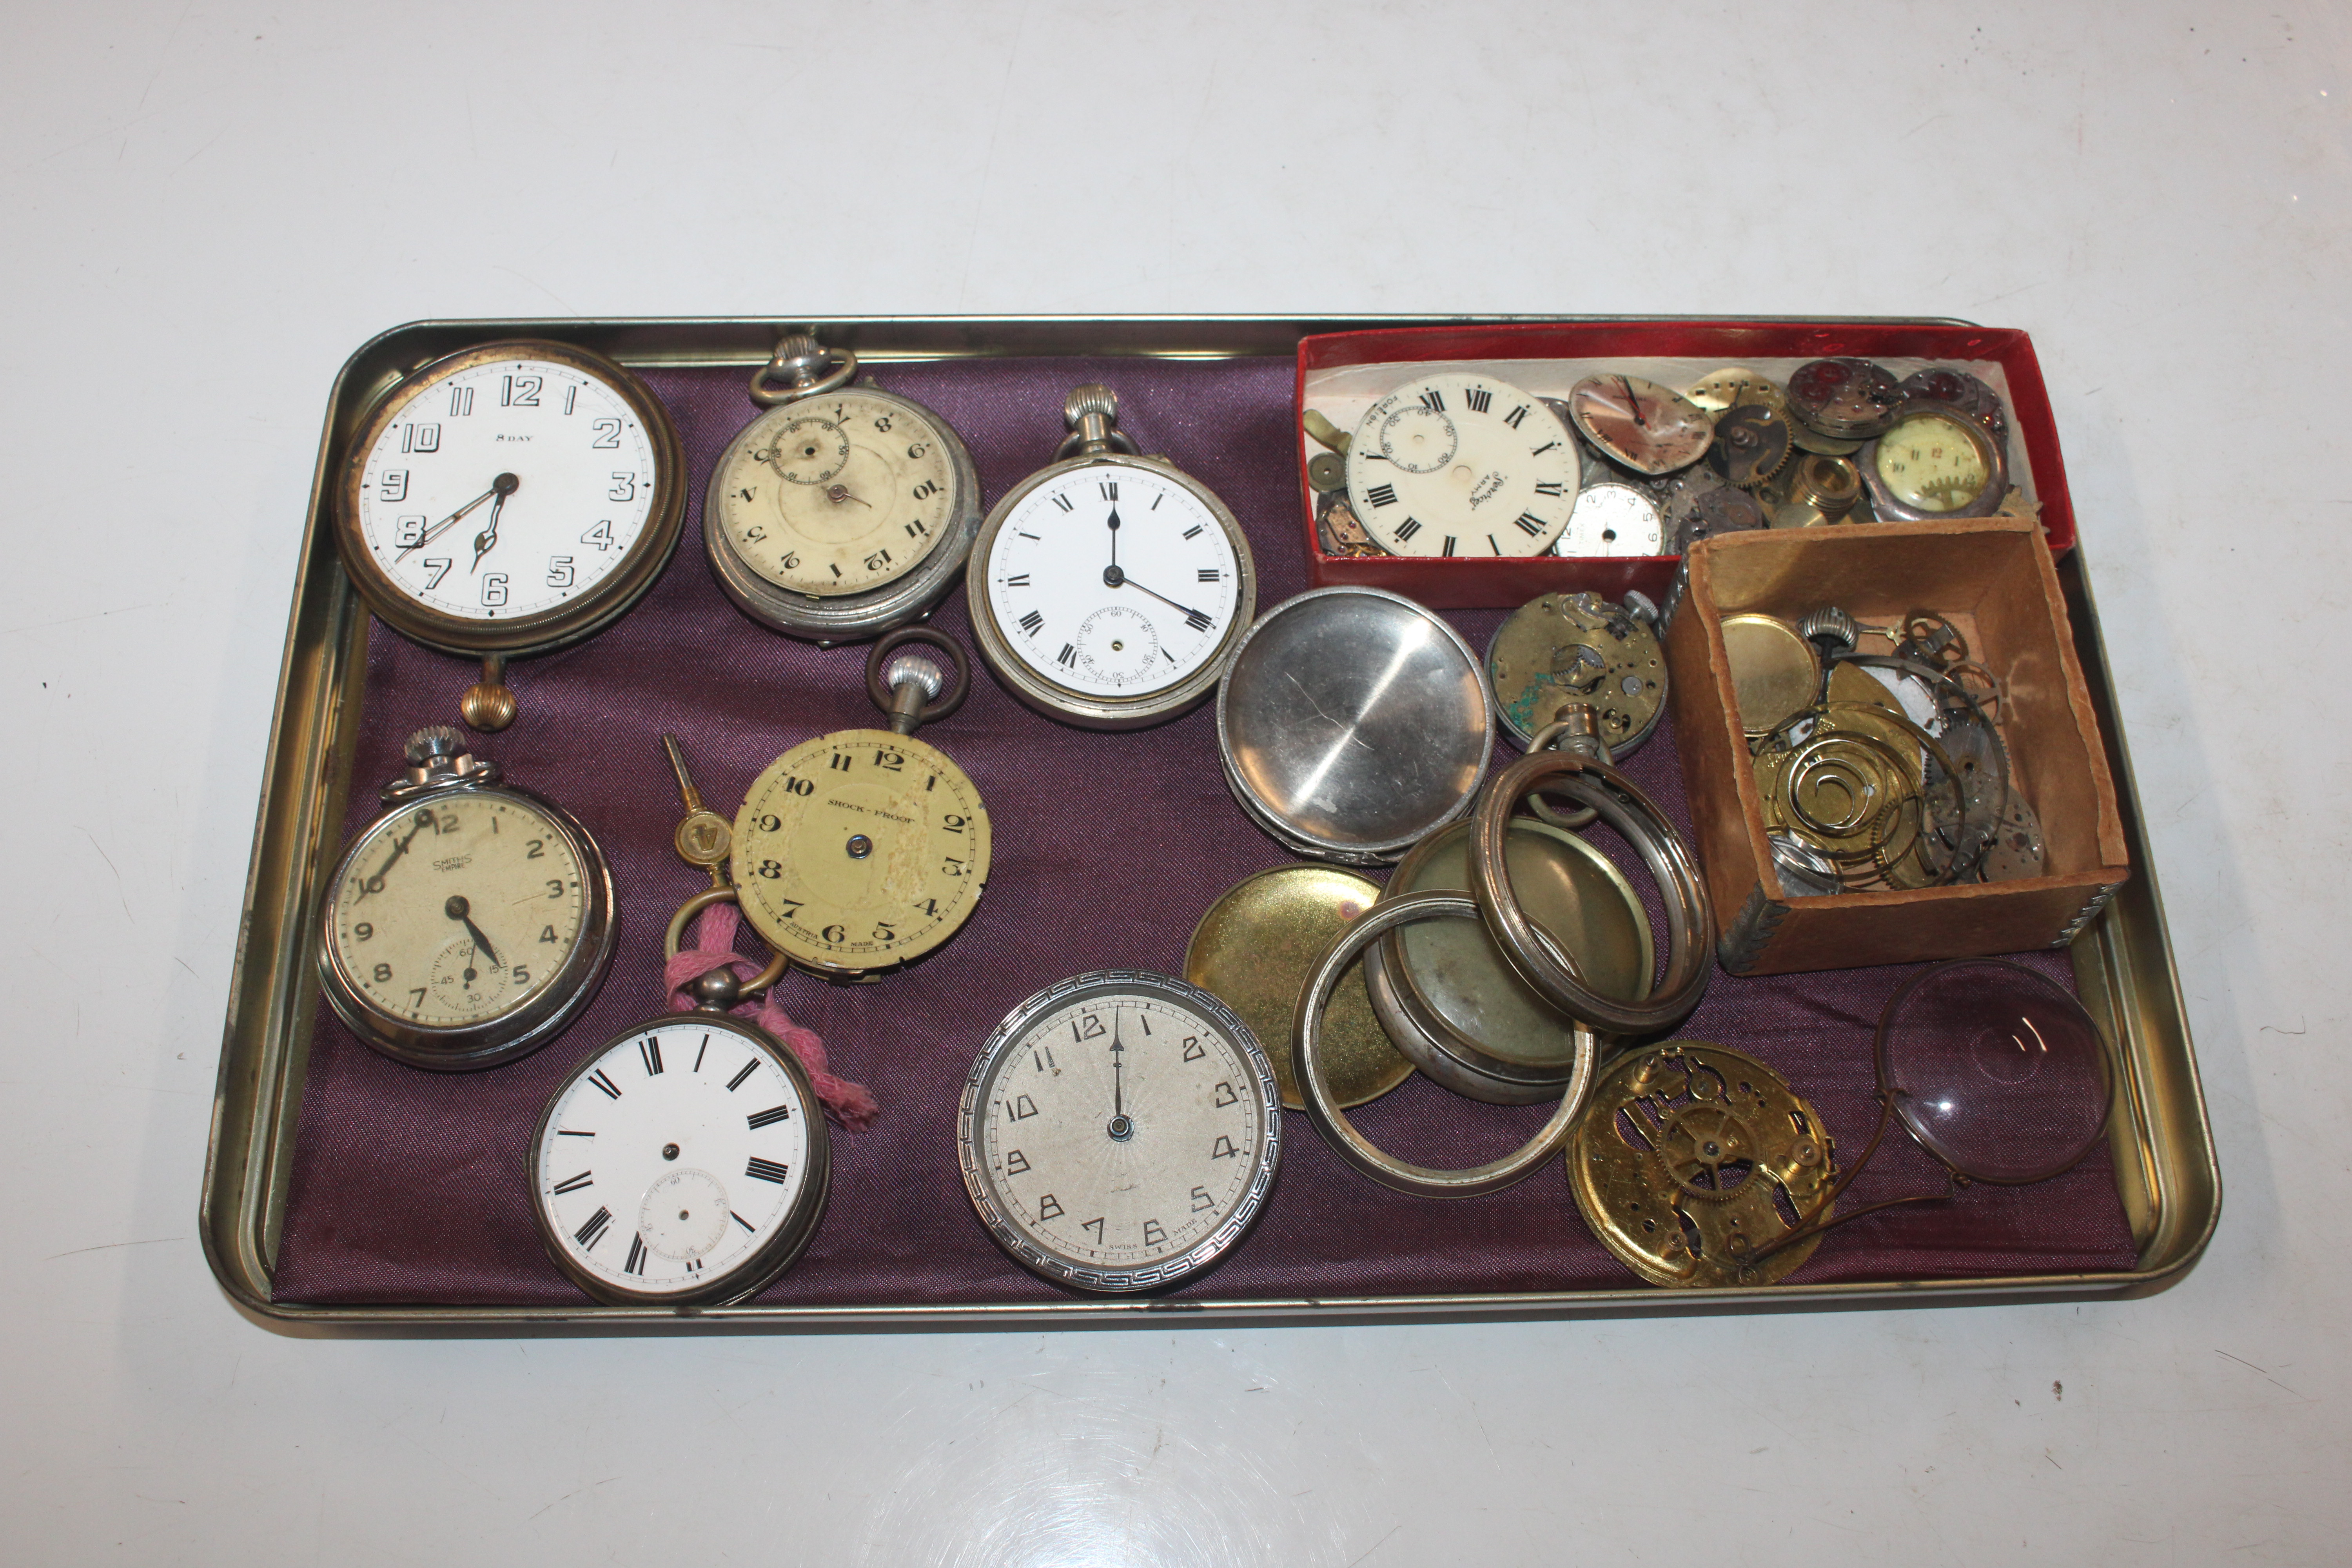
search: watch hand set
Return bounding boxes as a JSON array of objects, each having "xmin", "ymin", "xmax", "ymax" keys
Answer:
[{"xmin": 317, "ymin": 332, "xmax": 2107, "ymax": 1304}]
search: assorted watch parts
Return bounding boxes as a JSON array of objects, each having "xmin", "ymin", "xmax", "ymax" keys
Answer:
[
  {"xmin": 970, "ymin": 385, "xmax": 1257, "ymax": 729},
  {"xmin": 729, "ymin": 630, "xmax": 991, "ymax": 980},
  {"xmin": 1703, "ymin": 404, "xmax": 1791, "ymax": 490},
  {"xmin": 1217, "ymin": 587, "xmax": 1493, "ymax": 864},
  {"xmin": 957, "ymin": 971, "xmax": 1282, "ymax": 1294},
  {"xmin": 336, "ymin": 339, "xmax": 687, "ymax": 729},
  {"xmin": 1344, "ymin": 371, "xmax": 1581, "ymax": 557},
  {"xmin": 318, "ymin": 727, "xmax": 616, "ymax": 1071},
  {"xmin": 1485, "ymin": 591, "xmax": 1668, "ymax": 753},
  {"xmin": 1568, "ymin": 1042, "xmax": 1835, "ymax": 1289},
  {"xmin": 529, "ymin": 1009, "xmax": 831, "ymax": 1307},
  {"xmin": 1785, "ymin": 357, "xmax": 1905, "ymax": 441},
  {"xmin": 1184, "ymin": 865, "xmax": 1411, "ymax": 1112},
  {"xmin": 704, "ymin": 332, "xmax": 984, "ymax": 644}
]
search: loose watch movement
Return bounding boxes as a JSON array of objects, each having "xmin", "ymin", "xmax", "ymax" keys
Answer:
[
  {"xmin": 1344, "ymin": 370, "xmax": 1580, "ymax": 558},
  {"xmin": 728, "ymin": 630, "xmax": 991, "ymax": 979},
  {"xmin": 958, "ymin": 971, "xmax": 1281, "ymax": 1293},
  {"xmin": 704, "ymin": 332, "xmax": 983, "ymax": 643},
  {"xmin": 529, "ymin": 1009, "xmax": 829, "ymax": 1305},
  {"xmin": 318, "ymin": 726, "xmax": 615, "ymax": 1070},
  {"xmin": 969, "ymin": 385, "xmax": 1256, "ymax": 728},
  {"xmin": 336, "ymin": 339, "xmax": 686, "ymax": 729}
]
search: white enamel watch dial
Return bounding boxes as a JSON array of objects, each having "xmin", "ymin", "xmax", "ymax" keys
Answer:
[
  {"xmin": 318, "ymin": 727, "xmax": 615, "ymax": 1071},
  {"xmin": 958, "ymin": 971, "xmax": 1281, "ymax": 1293},
  {"xmin": 1554, "ymin": 480, "xmax": 1668, "ymax": 557},
  {"xmin": 703, "ymin": 338, "xmax": 984, "ymax": 642},
  {"xmin": 1344, "ymin": 372, "xmax": 1580, "ymax": 558},
  {"xmin": 338, "ymin": 341, "xmax": 684, "ymax": 656},
  {"xmin": 968, "ymin": 387, "xmax": 1256, "ymax": 729},
  {"xmin": 530, "ymin": 1013, "xmax": 829, "ymax": 1305}
]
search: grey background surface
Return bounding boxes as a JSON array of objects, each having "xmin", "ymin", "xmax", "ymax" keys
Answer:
[{"xmin": 1, "ymin": 2, "xmax": 2337, "ymax": 1562}]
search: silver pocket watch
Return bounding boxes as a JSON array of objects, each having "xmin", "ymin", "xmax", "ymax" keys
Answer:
[
  {"xmin": 704, "ymin": 333, "xmax": 984, "ymax": 644},
  {"xmin": 318, "ymin": 727, "xmax": 616, "ymax": 1071}
]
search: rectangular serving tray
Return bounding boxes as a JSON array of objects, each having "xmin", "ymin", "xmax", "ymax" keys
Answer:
[{"xmin": 202, "ymin": 315, "xmax": 2218, "ymax": 1333}]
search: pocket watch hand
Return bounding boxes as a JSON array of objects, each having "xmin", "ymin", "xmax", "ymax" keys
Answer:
[
  {"xmin": 357, "ymin": 816, "xmax": 433, "ymax": 896},
  {"xmin": 1111, "ymin": 1011, "xmax": 1125, "ymax": 1121},
  {"xmin": 1101, "ymin": 565, "xmax": 1207, "ymax": 626},
  {"xmin": 470, "ymin": 474, "xmax": 519, "ymax": 572},
  {"xmin": 396, "ymin": 473, "xmax": 513, "ymax": 561},
  {"xmin": 445, "ymin": 894, "xmax": 502, "ymax": 967},
  {"xmin": 1620, "ymin": 376, "xmax": 1646, "ymax": 430},
  {"xmin": 822, "ymin": 483, "xmax": 870, "ymax": 509},
  {"xmin": 1106, "ymin": 506, "xmax": 1120, "ymax": 570}
]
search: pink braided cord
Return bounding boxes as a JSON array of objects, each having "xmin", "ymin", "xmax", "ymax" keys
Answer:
[{"xmin": 662, "ymin": 899, "xmax": 879, "ymax": 1131}]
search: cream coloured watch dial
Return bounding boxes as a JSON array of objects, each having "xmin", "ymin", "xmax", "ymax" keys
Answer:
[
  {"xmin": 1872, "ymin": 409, "xmax": 1992, "ymax": 514},
  {"xmin": 1556, "ymin": 481, "xmax": 1668, "ymax": 557},
  {"xmin": 713, "ymin": 390, "xmax": 958, "ymax": 595},
  {"xmin": 328, "ymin": 791, "xmax": 588, "ymax": 1030},
  {"xmin": 1344, "ymin": 372, "xmax": 1580, "ymax": 557},
  {"xmin": 351, "ymin": 355, "xmax": 660, "ymax": 623}
]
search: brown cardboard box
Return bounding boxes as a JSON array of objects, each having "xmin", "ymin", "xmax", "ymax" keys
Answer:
[{"xmin": 1665, "ymin": 517, "xmax": 2129, "ymax": 976}]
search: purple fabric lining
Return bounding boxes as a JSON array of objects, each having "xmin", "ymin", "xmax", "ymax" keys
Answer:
[{"xmin": 268, "ymin": 356, "xmax": 2137, "ymax": 1309}]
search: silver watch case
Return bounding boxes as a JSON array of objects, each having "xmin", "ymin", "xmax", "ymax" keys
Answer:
[
  {"xmin": 1857, "ymin": 399, "xmax": 2011, "ymax": 523},
  {"xmin": 956, "ymin": 970, "xmax": 1281, "ymax": 1294},
  {"xmin": 316, "ymin": 769, "xmax": 617, "ymax": 1072},
  {"xmin": 704, "ymin": 382, "xmax": 984, "ymax": 644},
  {"xmin": 966, "ymin": 453, "xmax": 1258, "ymax": 730}
]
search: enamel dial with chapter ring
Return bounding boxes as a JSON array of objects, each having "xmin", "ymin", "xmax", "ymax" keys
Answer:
[
  {"xmin": 1344, "ymin": 371, "xmax": 1579, "ymax": 557},
  {"xmin": 958, "ymin": 971, "xmax": 1281, "ymax": 1293},
  {"xmin": 705, "ymin": 334, "xmax": 982, "ymax": 642},
  {"xmin": 969, "ymin": 386, "xmax": 1255, "ymax": 729},
  {"xmin": 728, "ymin": 630, "xmax": 991, "ymax": 979},
  {"xmin": 337, "ymin": 340, "xmax": 684, "ymax": 658},
  {"xmin": 318, "ymin": 727, "xmax": 615, "ymax": 1071},
  {"xmin": 529, "ymin": 1012, "xmax": 829, "ymax": 1305}
]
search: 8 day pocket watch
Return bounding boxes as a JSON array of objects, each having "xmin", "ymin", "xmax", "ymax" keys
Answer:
[
  {"xmin": 968, "ymin": 385, "xmax": 1257, "ymax": 729},
  {"xmin": 727, "ymin": 630, "xmax": 991, "ymax": 979},
  {"xmin": 1345, "ymin": 370, "xmax": 1580, "ymax": 558},
  {"xmin": 337, "ymin": 339, "xmax": 686, "ymax": 729},
  {"xmin": 958, "ymin": 971, "xmax": 1281, "ymax": 1293},
  {"xmin": 704, "ymin": 332, "xmax": 984, "ymax": 643},
  {"xmin": 318, "ymin": 726, "xmax": 616, "ymax": 1071}
]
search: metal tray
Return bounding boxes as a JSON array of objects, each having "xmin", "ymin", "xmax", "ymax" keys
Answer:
[{"xmin": 201, "ymin": 316, "xmax": 2219, "ymax": 1334}]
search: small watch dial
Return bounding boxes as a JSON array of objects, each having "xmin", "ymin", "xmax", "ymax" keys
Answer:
[
  {"xmin": 1872, "ymin": 410, "xmax": 1993, "ymax": 513},
  {"xmin": 1345, "ymin": 373, "xmax": 1579, "ymax": 557},
  {"xmin": 1555, "ymin": 481, "xmax": 1667, "ymax": 557},
  {"xmin": 329, "ymin": 789, "xmax": 587, "ymax": 1030},
  {"xmin": 534, "ymin": 1019, "xmax": 817, "ymax": 1300},
  {"xmin": 962, "ymin": 974, "xmax": 1279, "ymax": 1290},
  {"xmin": 352, "ymin": 356, "xmax": 661, "ymax": 623},
  {"xmin": 982, "ymin": 464, "xmax": 1242, "ymax": 698},
  {"xmin": 713, "ymin": 390, "xmax": 959, "ymax": 596},
  {"xmin": 1566, "ymin": 375, "xmax": 1713, "ymax": 476},
  {"xmin": 730, "ymin": 729, "xmax": 990, "ymax": 974}
]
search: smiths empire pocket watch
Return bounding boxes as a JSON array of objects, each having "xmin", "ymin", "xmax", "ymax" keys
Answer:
[
  {"xmin": 338, "ymin": 339, "xmax": 686, "ymax": 730},
  {"xmin": 319, "ymin": 727, "xmax": 616, "ymax": 1071},
  {"xmin": 969, "ymin": 386, "xmax": 1257, "ymax": 729},
  {"xmin": 705, "ymin": 333, "xmax": 984, "ymax": 643},
  {"xmin": 529, "ymin": 1007, "xmax": 829, "ymax": 1305},
  {"xmin": 729, "ymin": 630, "xmax": 991, "ymax": 979},
  {"xmin": 1345, "ymin": 371, "xmax": 1580, "ymax": 558},
  {"xmin": 959, "ymin": 971, "xmax": 1281, "ymax": 1293}
]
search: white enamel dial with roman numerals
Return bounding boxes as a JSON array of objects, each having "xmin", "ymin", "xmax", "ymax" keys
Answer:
[
  {"xmin": 958, "ymin": 971, "xmax": 1281, "ymax": 1293},
  {"xmin": 338, "ymin": 341, "xmax": 684, "ymax": 657},
  {"xmin": 530, "ymin": 1013, "xmax": 830, "ymax": 1306},
  {"xmin": 1345, "ymin": 371, "xmax": 1581, "ymax": 558}
]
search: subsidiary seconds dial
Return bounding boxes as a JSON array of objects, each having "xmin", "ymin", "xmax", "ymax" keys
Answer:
[
  {"xmin": 958, "ymin": 972, "xmax": 1281, "ymax": 1293},
  {"xmin": 1345, "ymin": 372, "xmax": 1581, "ymax": 558}
]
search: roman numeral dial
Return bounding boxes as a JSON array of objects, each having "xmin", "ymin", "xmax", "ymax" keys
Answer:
[
  {"xmin": 531, "ymin": 1016, "xmax": 828, "ymax": 1305},
  {"xmin": 1341, "ymin": 371, "xmax": 1579, "ymax": 558}
]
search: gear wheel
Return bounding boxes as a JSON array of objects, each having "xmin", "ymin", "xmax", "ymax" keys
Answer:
[{"xmin": 1707, "ymin": 405, "xmax": 1792, "ymax": 490}]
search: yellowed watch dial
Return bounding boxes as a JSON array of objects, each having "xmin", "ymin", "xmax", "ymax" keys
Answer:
[
  {"xmin": 730, "ymin": 728, "xmax": 990, "ymax": 974},
  {"xmin": 715, "ymin": 391, "xmax": 958, "ymax": 596},
  {"xmin": 1873, "ymin": 410, "xmax": 1991, "ymax": 514},
  {"xmin": 330, "ymin": 791, "xmax": 588, "ymax": 1029}
]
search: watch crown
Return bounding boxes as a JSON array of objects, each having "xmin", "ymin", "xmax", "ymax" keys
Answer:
[
  {"xmin": 405, "ymin": 726, "xmax": 465, "ymax": 766},
  {"xmin": 1799, "ymin": 606, "xmax": 1861, "ymax": 657},
  {"xmin": 773, "ymin": 332, "xmax": 822, "ymax": 367},
  {"xmin": 1064, "ymin": 384, "xmax": 1119, "ymax": 429}
]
